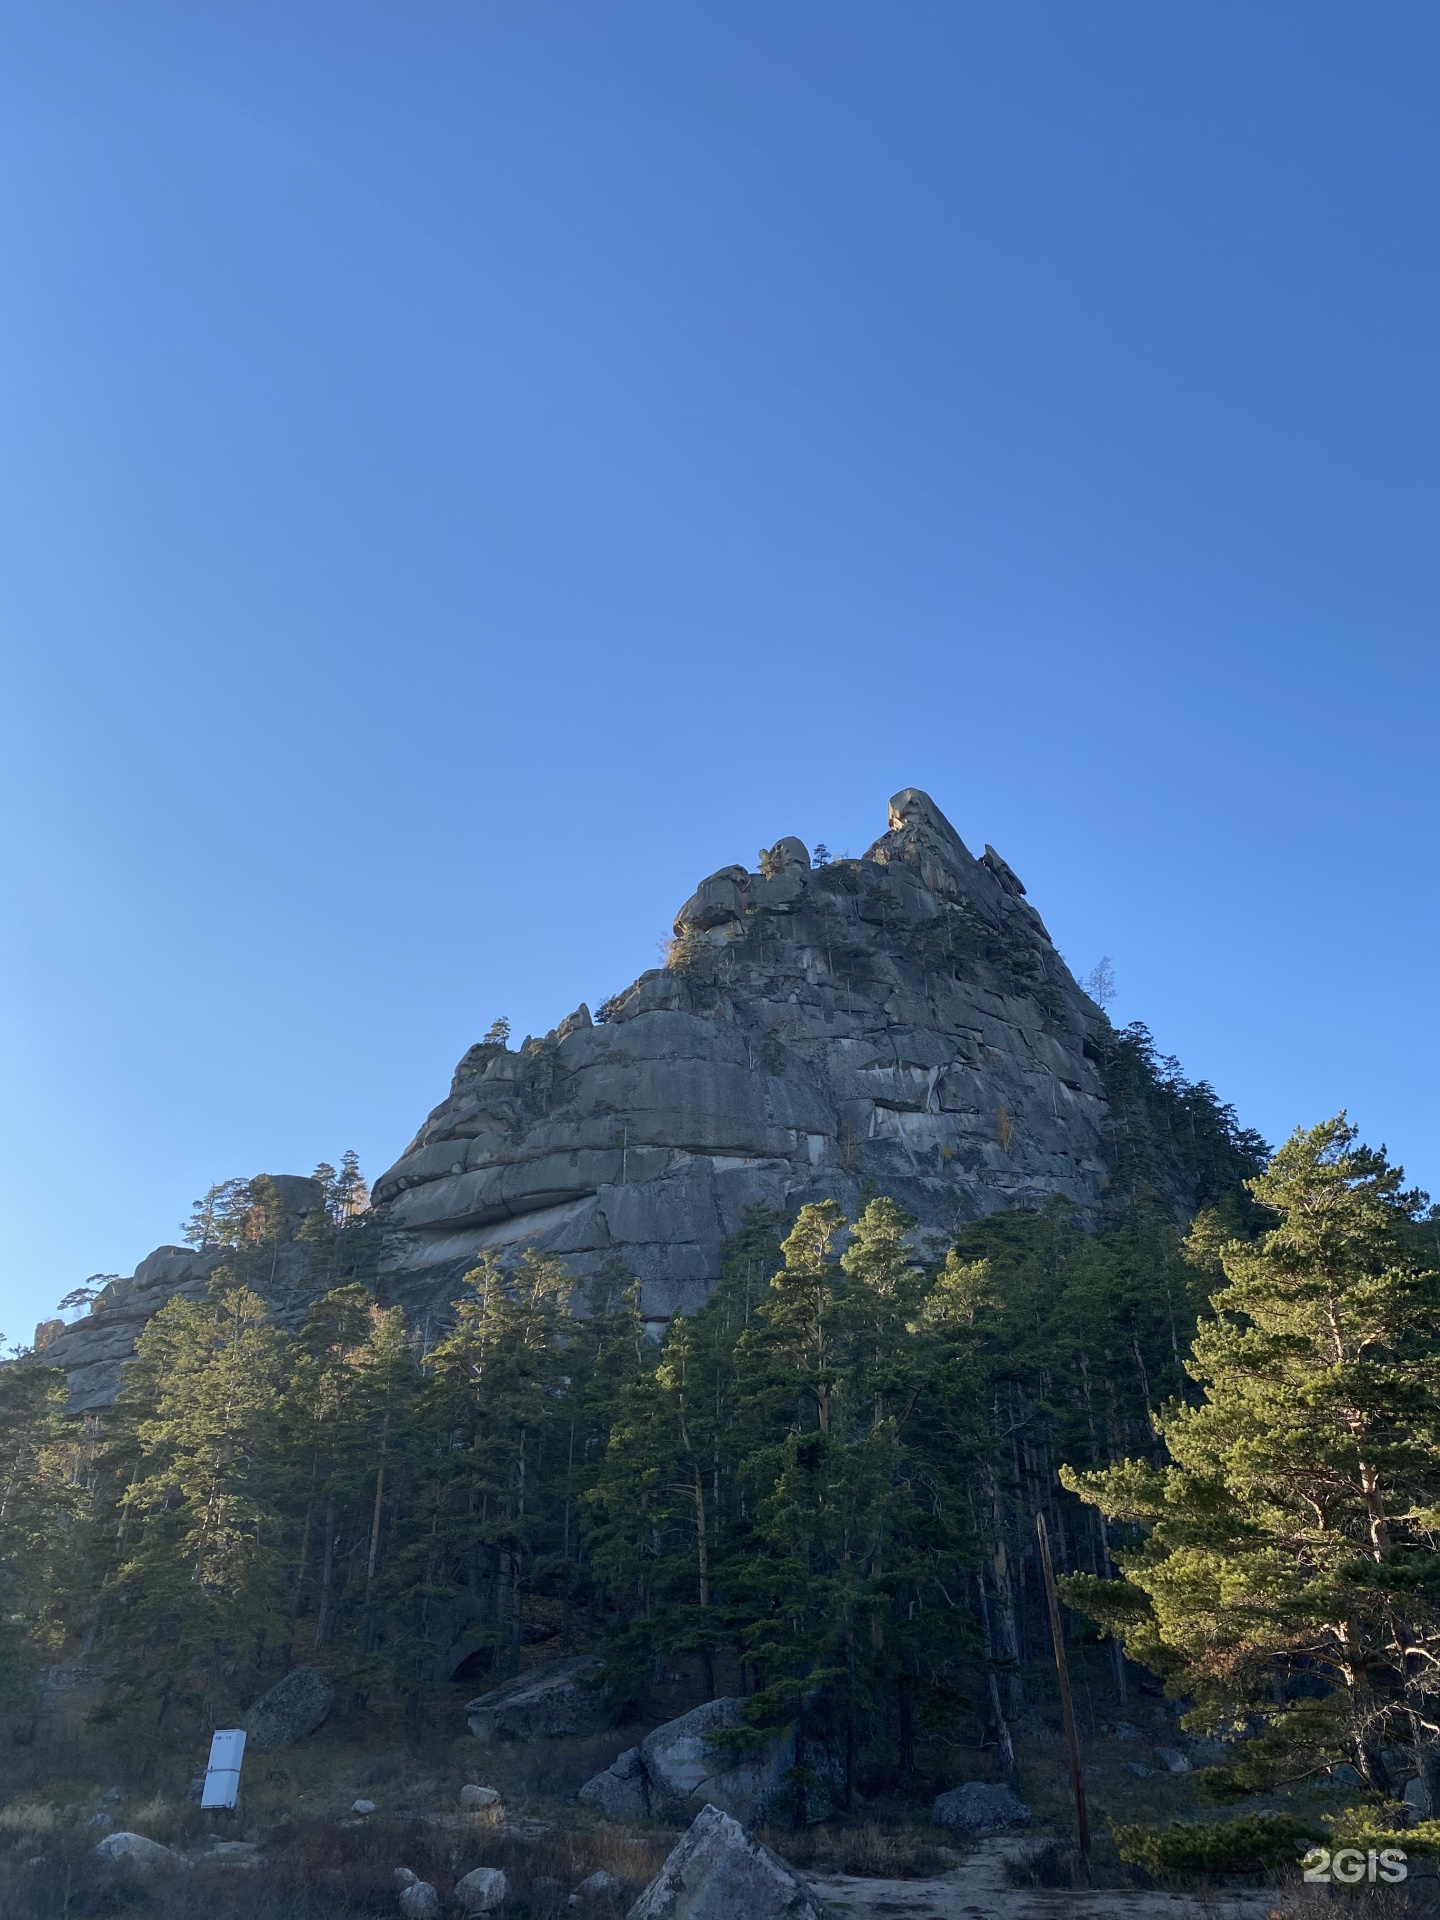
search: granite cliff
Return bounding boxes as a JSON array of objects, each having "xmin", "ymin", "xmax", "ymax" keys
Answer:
[{"xmin": 42, "ymin": 789, "xmax": 1122, "ymax": 1405}]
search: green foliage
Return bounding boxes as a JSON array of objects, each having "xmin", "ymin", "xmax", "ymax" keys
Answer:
[
  {"xmin": 1325, "ymin": 1803, "xmax": 1440, "ymax": 1857},
  {"xmin": 19, "ymin": 1090, "xmax": 1407, "ymax": 1823},
  {"xmin": 1111, "ymin": 1813, "xmax": 1313, "ymax": 1874},
  {"xmin": 0, "ymin": 1359, "xmax": 83, "ymax": 1705},
  {"xmin": 1097, "ymin": 1023, "xmax": 1269, "ymax": 1215},
  {"xmin": 1064, "ymin": 1116, "xmax": 1440, "ymax": 1795}
]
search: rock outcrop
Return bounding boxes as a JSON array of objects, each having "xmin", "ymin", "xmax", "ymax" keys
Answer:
[
  {"xmin": 41, "ymin": 1177, "xmax": 323, "ymax": 1412},
  {"xmin": 37, "ymin": 790, "xmax": 1120, "ymax": 1402},
  {"xmin": 375, "ymin": 789, "xmax": 1110, "ymax": 1333},
  {"xmin": 466, "ymin": 1654, "xmax": 609, "ymax": 1741}
]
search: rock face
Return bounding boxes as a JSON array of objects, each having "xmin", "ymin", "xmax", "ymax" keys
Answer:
[
  {"xmin": 36, "ymin": 790, "xmax": 1124, "ymax": 1402},
  {"xmin": 627, "ymin": 1803, "xmax": 834, "ymax": 1920},
  {"xmin": 375, "ymin": 789, "xmax": 1111, "ymax": 1331},
  {"xmin": 581, "ymin": 1698, "xmax": 840, "ymax": 1827},
  {"xmin": 466, "ymin": 1654, "xmax": 609, "ymax": 1741},
  {"xmin": 242, "ymin": 1663, "xmax": 336, "ymax": 1751}
]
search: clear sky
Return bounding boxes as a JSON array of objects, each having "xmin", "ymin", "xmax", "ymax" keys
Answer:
[{"xmin": 2, "ymin": 4, "xmax": 1437, "ymax": 1344}]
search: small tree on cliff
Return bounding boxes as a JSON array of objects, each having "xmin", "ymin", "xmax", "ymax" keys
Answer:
[{"xmin": 1062, "ymin": 1117, "xmax": 1440, "ymax": 1801}]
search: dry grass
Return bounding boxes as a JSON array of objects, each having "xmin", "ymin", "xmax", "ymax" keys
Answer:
[
  {"xmin": 762, "ymin": 1821, "xmax": 957, "ymax": 1880},
  {"xmin": 0, "ymin": 1806, "xmax": 677, "ymax": 1919}
]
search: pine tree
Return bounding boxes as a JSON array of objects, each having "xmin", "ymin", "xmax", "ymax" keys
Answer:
[
  {"xmin": 416, "ymin": 1251, "xmax": 574, "ymax": 1677},
  {"xmin": 1063, "ymin": 1117, "xmax": 1440, "ymax": 1801},
  {"xmin": 95, "ymin": 1275, "xmax": 291, "ymax": 1735}
]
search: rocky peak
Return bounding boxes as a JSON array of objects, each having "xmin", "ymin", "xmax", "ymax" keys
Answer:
[
  {"xmin": 38, "ymin": 789, "xmax": 1123, "ymax": 1406},
  {"xmin": 372, "ymin": 788, "xmax": 1111, "ymax": 1334}
]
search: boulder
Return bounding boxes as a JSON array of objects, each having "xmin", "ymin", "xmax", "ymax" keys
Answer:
[
  {"xmin": 243, "ymin": 1665, "xmax": 336, "ymax": 1750},
  {"xmin": 641, "ymin": 1699, "xmax": 841, "ymax": 1826},
  {"xmin": 352, "ymin": 1798, "xmax": 377, "ymax": 1815},
  {"xmin": 93, "ymin": 1831, "xmax": 179, "ymax": 1869},
  {"xmin": 627, "ymin": 1803, "xmax": 834, "ymax": 1920},
  {"xmin": 579, "ymin": 1746, "xmax": 649, "ymax": 1822},
  {"xmin": 399, "ymin": 1882, "xmax": 441, "ymax": 1918},
  {"xmin": 459, "ymin": 1784, "xmax": 504, "ymax": 1821},
  {"xmin": 641, "ymin": 1700, "xmax": 765, "ymax": 1825},
  {"xmin": 455, "ymin": 1865, "xmax": 509, "ymax": 1914},
  {"xmin": 570, "ymin": 1869, "xmax": 624, "ymax": 1903},
  {"xmin": 467, "ymin": 1655, "xmax": 608, "ymax": 1741},
  {"xmin": 1153, "ymin": 1745, "xmax": 1191, "ymax": 1774},
  {"xmin": 932, "ymin": 1781, "xmax": 1031, "ymax": 1835}
]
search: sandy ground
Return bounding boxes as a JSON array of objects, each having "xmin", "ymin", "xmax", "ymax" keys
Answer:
[{"xmin": 810, "ymin": 1837, "xmax": 1281, "ymax": 1920}]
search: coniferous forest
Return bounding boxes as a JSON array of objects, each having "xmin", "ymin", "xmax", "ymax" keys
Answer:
[{"xmin": 4, "ymin": 1027, "xmax": 1440, "ymax": 1913}]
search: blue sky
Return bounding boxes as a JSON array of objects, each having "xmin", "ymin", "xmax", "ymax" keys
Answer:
[{"xmin": 2, "ymin": 3, "xmax": 1437, "ymax": 1342}]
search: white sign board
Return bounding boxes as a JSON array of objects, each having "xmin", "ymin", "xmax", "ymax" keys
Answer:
[{"xmin": 200, "ymin": 1727, "xmax": 247, "ymax": 1810}]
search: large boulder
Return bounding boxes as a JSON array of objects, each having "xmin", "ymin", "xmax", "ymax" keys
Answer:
[
  {"xmin": 242, "ymin": 1664, "xmax": 336, "ymax": 1751},
  {"xmin": 627, "ymin": 1803, "xmax": 834, "ymax": 1920},
  {"xmin": 643, "ymin": 1699, "xmax": 842, "ymax": 1826},
  {"xmin": 467, "ymin": 1655, "xmax": 609, "ymax": 1741},
  {"xmin": 582, "ymin": 1701, "xmax": 842, "ymax": 1828},
  {"xmin": 641, "ymin": 1699, "xmax": 768, "ymax": 1824},
  {"xmin": 932, "ymin": 1780, "xmax": 1030, "ymax": 1835}
]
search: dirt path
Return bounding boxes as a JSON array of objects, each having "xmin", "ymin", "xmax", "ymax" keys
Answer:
[{"xmin": 809, "ymin": 1837, "xmax": 1280, "ymax": 1920}]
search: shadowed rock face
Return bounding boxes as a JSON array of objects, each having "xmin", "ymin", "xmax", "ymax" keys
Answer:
[
  {"xmin": 375, "ymin": 789, "xmax": 1111, "ymax": 1330},
  {"xmin": 39, "ymin": 790, "xmax": 1115, "ymax": 1406}
]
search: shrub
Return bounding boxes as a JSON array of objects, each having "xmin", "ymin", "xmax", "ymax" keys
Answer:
[
  {"xmin": 1326, "ymin": 1804, "xmax": 1440, "ymax": 1858},
  {"xmin": 1111, "ymin": 1813, "xmax": 1314, "ymax": 1875}
]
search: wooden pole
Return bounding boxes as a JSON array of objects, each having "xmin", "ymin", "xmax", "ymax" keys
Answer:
[{"xmin": 1036, "ymin": 1511, "xmax": 1091, "ymax": 1856}]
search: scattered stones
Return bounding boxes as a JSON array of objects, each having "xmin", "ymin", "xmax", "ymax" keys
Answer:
[
  {"xmin": 628, "ymin": 1803, "xmax": 834, "ymax": 1920},
  {"xmin": 455, "ymin": 1865, "xmax": 509, "ymax": 1914},
  {"xmin": 242, "ymin": 1664, "xmax": 337, "ymax": 1751},
  {"xmin": 466, "ymin": 1655, "xmax": 609, "ymax": 1741},
  {"xmin": 932, "ymin": 1782, "xmax": 1031, "ymax": 1835},
  {"xmin": 1153, "ymin": 1746, "xmax": 1192, "ymax": 1773},
  {"xmin": 1124, "ymin": 1762, "xmax": 1152, "ymax": 1778},
  {"xmin": 352, "ymin": 1798, "xmax": 378, "ymax": 1815},
  {"xmin": 459, "ymin": 1784, "xmax": 504, "ymax": 1822},
  {"xmin": 399, "ymin": 1882, "xmax": 441, "ymax": 1918},
  {"xmin": 92, "ymin": 1831, "xmax": 179, "ymax": 1869}
]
